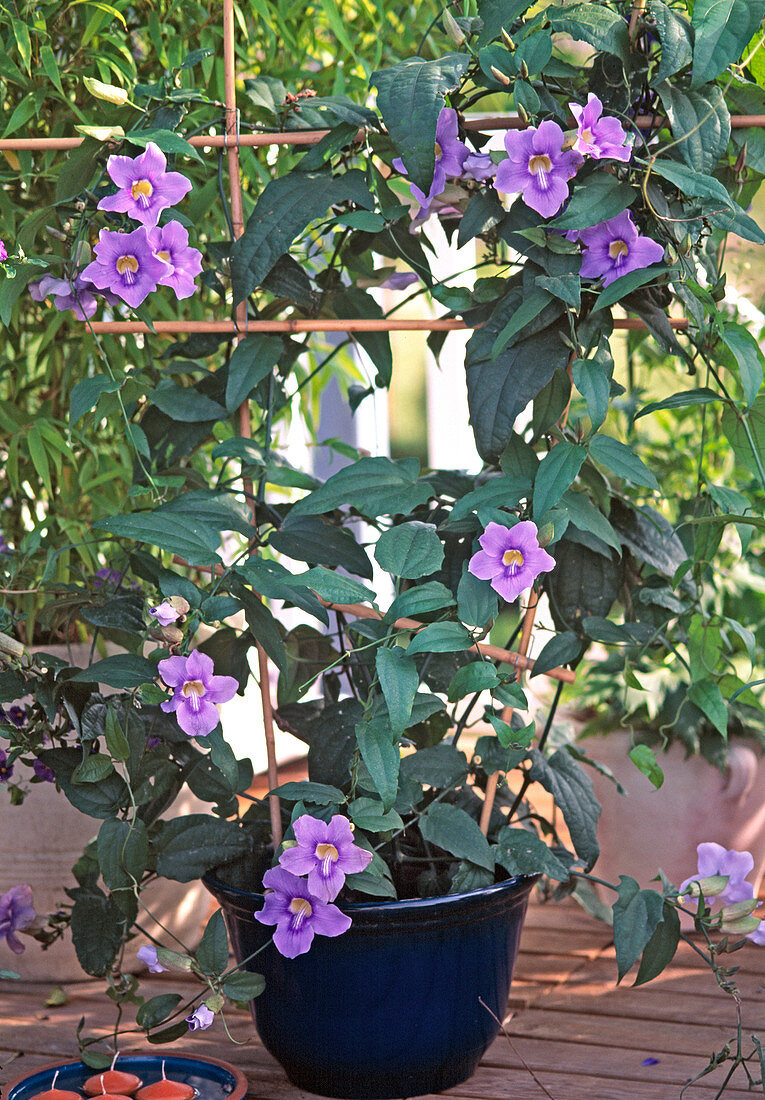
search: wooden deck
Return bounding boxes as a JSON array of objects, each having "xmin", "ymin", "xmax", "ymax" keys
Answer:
[{"xmin": 2, "ymin": 895, "xmax": 765, "ymax": 1099}]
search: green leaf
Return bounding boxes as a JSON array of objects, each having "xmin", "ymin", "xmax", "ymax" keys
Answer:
[
  {"xmin": 376, "ymin": 646, "xmax": 419, "ymax": 733},
  {"xmin": 650, "ymin": 160, "xmax": 765, "ymax": 242},
  {"xmin": 458, "ymin": 188, "xmax": 506, "ymax": 248},
  {"xmin": 612, "ymin": 876, "xmax": 665, "ymax": 982},
  {"xmin": 272, "ymin": 781, "xmax": 345, "ymax": 805},
  {"xmin": 688, "ymin": 678, "xmax": 728, "ymax": 737},
  {"xmin": 401, "ymin": 743, "xmax": 468, "ymax": 788},
  {"xmin": 535, "ymin": 274, "xmax": 581, "ymax": 309},
  {"xmin": 494, "ymin": 826, "xmax": 570, "ymax": 881},
  {"xmin": 547, "ymin": 4, "xmax": 631, "ymax": 63},
  {"xmin": 137, "ymin": 994, "xmax": 183, "ymax": 1030},
  {"xmin": 635, "ymin": 387, "xmax": 723, "ymax": 419},
  {"xmin": 297, "ymin": 121, "xmax": 360, "ymax": 171},
  {"xmin": 287, "ymin": 566, "xmax": 375, "ymax": 608},
  {"xmin": 71, "ymin": 891, "xmax": 123, "ymax": 977},
  {"xmin": 149, "ymin": 382, "xmax": 226, "ymax": 423},
  {"xmin": 560, "ymin": 490, "xmax": 622, "ymax": 554},
  {"xmin": 69, "ymin": 654, "xmax": 157, "ymax": 689},
  {"xmin": 589, "ymin": 435, "xmax": 660, "ymax": 491},
  {"xmin": 374, "ymin": 522, "xmax": 444, "ymax": 579},
  {"xmin": 446, "ymin": 661, "xmax": 500, "ymax": 703},
  {"xmin": 721, "ymin": 394, "xmax": 765, "ymax": 476},
  {"xmin": 155, "ymin": 815, "xmax": 252, "ymax": 881},
  {"xmin": 72, "ymin": 754, "xmax": 113, "ymax": 783},
  {"xmin": 593, "ymin": 265, "xmax": 668, "ymax": 311},
  {"xmin": 491, "ymin": 289, "xmax": 552, "ymax": 359},
  {"xmin": 93, "ymin": 512, "xmax": 222, "ymax": 568},
  {"xmin": 629, "ymin": 744, "xmax": 664, "ymax": 790},
  {"xmin": 225, "ymin": 335, "xmax": 283, "ymax": 412},
  {"xmin": 38, "ymin": 748, "xmax": 128, "ymax": 819},
  {"xmin": 221, "ymin": 971, "xmax": 265, "ymax": 1002},
  {"xmin": 125, "ymin": 128, "xmax": 203, "ymax": 161},
  {"xmin": 722, "ymin": 324, "xmax": 763, "ymax": 408},
  {"xmin": 291, "ymin": 456, "xmax": 430, "ymax": 518},
  {"xmin": 335, "ymin": 287, "xmax": 393, "ymax": 387},
  {"xmin": 656, "ymin": 83, "xmax": 730, "ymax": 175},
  {"xmin": 370, "ymin": 53, "xmax": 469, "ymax": 193},
  {"xmin": 533, "ymin": 443, "xmax": 587, "ymax": 519},
  {"xmin": 476, "ymin": 0, "xmax": 530, "ymax": 46},
  {"xmin": 197, "ymin": 909, "xmax": 229, "ymax": 976},
  {"xmin": 231, "ymin": 169, "xmax": 372, "ymax": 302},
  {"xmin": 385, "ymin": 582, "xmax": 456, "ymax": 622},
  {"xmin": 70, "ymin": 375, "xmax": 121, "ymax": 425},
  {"xmin": 552, "ymin": 175, "xmax": 635, "ymax": 232},
  {"xmin": 691, "ymin": 0, "xmax": 765, "ymax": 87},
  {"xmin": 457, "ymin": 570, "xmax": 499, "ymax": 629},
  {"xmin": 97, "ymin": 818, "xmax": 149, "ymax": 892},
  {"xmin": 406, "ymin": 621, "xmax": 473, "ymax": 656},
  {"xmin": 527, "ymin": 748, "xmax": 600, "ymax": 871},
  {"xmin": 420, "ymin": 803, "xmax": 494, "ymax": 871},
  {"xmin": 649, "ymin": 0, "xmax": 694, "ymax": 83},
  {"xmin": 11, "ymin": 17, "xmax": 31, "ymax": 72},
  {"xmin": 355, "ymin": 716, "xmax": 400, "ymax": 810},
  {"xmin": 466, "ymin": 306, "xmax": 569, "ymax": 463},
  {"xmin": 271, "ymin": 515, "xmax": 372, "ymax": 579},
  {"xmin": 348, "ymin": 796, "xmax": 403, "ymax": 832},
  {"xmin": 530, "ymin": 631, "xmax": 582, "ymax": 678},
  {"xmin": 633, "ymin": 903, "xmax": 681, "ymax": 986}
]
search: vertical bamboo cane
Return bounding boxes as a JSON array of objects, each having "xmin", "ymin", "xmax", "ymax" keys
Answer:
[
  {"xmin": 222, "ymin": 0, "xmax": 282, "ymax": 847},
  {"xmin": 479, "ymin": 592, "xmax": 539, "ymax": 835}
]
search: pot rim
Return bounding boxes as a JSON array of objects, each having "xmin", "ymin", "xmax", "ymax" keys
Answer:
[{"xmin": 202, "ymin": 868, "xmax": 539, "ymax": 915}]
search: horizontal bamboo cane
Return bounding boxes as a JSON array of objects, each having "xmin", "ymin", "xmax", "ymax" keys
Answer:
[{"xmin": 81, "ymin": 317, "xmax": 690, "ymax": 335}]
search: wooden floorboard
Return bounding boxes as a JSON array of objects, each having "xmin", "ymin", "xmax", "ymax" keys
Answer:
[{"xmin": 2, "ymin": 896, "xmax": 765, "ymax": 1099}]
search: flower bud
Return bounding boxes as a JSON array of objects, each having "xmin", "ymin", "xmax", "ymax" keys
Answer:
[
  {"xmin": 204, "ymin": 993, "xmax": 225, "ymax": 1013},
  {"xmin": 719, "ymin": 898, "xmax": 760, "ymax": 920},
  {"xmin": 160, "ymin": 625, "xmax": 184, "ymax": 646},
  {"xmin": 517, "ymin": 103, "xmax": 529, "ymax": 124},
  {"xmin": 156, "ymin": 946, "xmax": 194, "ymax": 971},
  {"xmin": 166, "ymin": 596, "xmax": 191, "ymax": 617},
  {"xmin": 0, "ymin": 632, "xmax": 26, "ymax": 660},
  {"xmin": 442, "ymin": 9, "xmax": 466, "ymax": 46},
  {"xmin": 501, "ymin": 29, "xmax": 515, "ymax": 49},
  {"xmin": 711, "ymin": 276, "xmax": 727, "ymax": 302},
  {"xmin": 83, "ymin": 76, "xmax": 129, "ymax": 106},
  {"xmin": 678, "ymin": 233, "xmax": 692, "ymax": 255},
  {"xmin": 719, "ymin": 913, "xmax": 762, "ymax": 935},
  {"xmin": 536, "ymin": 522, "xmax": 555, "ymax": 548},
  {"xmin": 490, "ymin": 65, "xmax": 511, "ymax": 86},
  {"xmin": 72, "ymin": 240, "xmax": 92, "ymax": 267},
  {"xmin": 519, "ymin": 60, "xmax": 529, "ymax": 79},
  {"xmin": 683, "ymin": 875, "xmax": 729, "ymax": 898}
]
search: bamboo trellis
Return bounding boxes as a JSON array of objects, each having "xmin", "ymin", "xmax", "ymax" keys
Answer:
[{"xmin": 11, "ymin": 0, "xmax": 755, "ymax": 845}]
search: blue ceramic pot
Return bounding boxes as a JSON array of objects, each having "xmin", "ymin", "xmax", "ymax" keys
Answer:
[{"xmin": 204, "ymin": 871, "xmax": 537, "ymax": 1099}]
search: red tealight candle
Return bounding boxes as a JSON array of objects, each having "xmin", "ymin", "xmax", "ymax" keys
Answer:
[
  {"xmin": 84, "ymin": 1073, "xmax": 142, "ymax": 1097},
  {"xmin": 31, "ymin": 1070, "xmax": 83, "ymax": 1100},
  {"xmin": 135, "ymin": 1083, "xmax": 195, "ymax": 1100}
]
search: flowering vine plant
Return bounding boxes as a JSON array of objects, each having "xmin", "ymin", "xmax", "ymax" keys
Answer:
[{"xmin": 2, "ymin": 0, "xmax": 765, "ymax": 1085}]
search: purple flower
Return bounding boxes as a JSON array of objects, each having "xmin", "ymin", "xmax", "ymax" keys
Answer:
[
  {"xmin": 570, "ymin": 94, "xmax": 632, "ymax": 162},
  {"xmin": 94, "ymin": 567, "xmax": 124, "ymax": 588},
  {"xmin": 747, "ymin": 921, "xmax": 765, "ymax": 945},
  {"xmin": 578, "ymin": 210, "xmax": 665, "ymax": 288},
  {"xmin": 137, "ymin": 944, "xmax": 168, "ymax": 973},
  {"xmin": 186, "ymin": 1005, "xmax": 215, "ymax": 1031},
  {"xmin": 680, "ymin": 843, "xmax": 756, "ymax": 907},
  {"xmin": 0, "ymin": 750, "xmax": 13, "ymax": 782},
  {"xmin": 255, "ymin": 866, "xmax": 351, "ymax": 958},
  {"xmin": 0, "ymin": 239, "xmax": 7, "ymax": 261},
  {"xmin": 147, "ymin": 221, "xmax": 202, "ymax": 300},
  {"xmin": 494, "ymin": 121, "xmax": 582, "ymax": 218},
  {"xmin": 98, "ymin": 142, "xmax": 192, "ymax": 227},
  {"xmin": 463, "ymin": 152, "xmax": 496, "ymax": 181},
  {"xmin": 393, "ymin": 108, "xmax": 468, "ymax": 219},
  {"xmin": 146, "ymin": 735, "xmax": 162, "ymax": 750},
  {"xmin": 0, "ymin": 532, "xmax": 9, "ymax": 553},
  {"xmin": 158, "ymin": 650, "xmax": 238, "ymax": 738},
  {"xmin": 32, "ymin": 759, "xmax": 55, "ymax": 783},
  {"xmin": 468, "ymin": 520, "xmax": 556, "ymax": 603},
  {"xmin": 29, "ymin": 274, "xmax": 99, "ymax": 320},
  {"xmin": 278, "ymin": 814, "xmax": 373, "ymax": 901},
  {"xmin": 82, "ymin": 226, "xmax": 169, "ymax": 308},
  {"xmin": 7, "ymin": 705, "xmax": 26, "ymax": 728},
  {"xmin": 149, "ymin": 601, "xmax": 181, "ymax": 627},
  {"xmin": 641, "ymin": 1058, "xmax": 660, "ymax": 1066},
  {"xmin": 379, "ymin": 271, "xmax": 419, "ymax": 291},
  {"xmin": 0, "ymin": 884, "xmax": 35, "ymax": 954}
]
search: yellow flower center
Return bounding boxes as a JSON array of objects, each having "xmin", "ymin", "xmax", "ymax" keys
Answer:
[
  {"xmin": 502, "ymin": 549, "xmax": 524, "ymax": 567},
  {"xmin": 581, "ymin": 127, "xmax": 593, "ymax": 143},
  {"xmin": 528, "ymin": 154, "xmax": 552, "ymax": 176},
  {"xmin": 316, "ymin": 843, "xmax": 339, "ymax": 862},
  {"xmin": 609, "ymin": 239, "xmax": 629, "ymax": 259},
  {"xmin": 434, "ymin": 141, "xmax": 443, "ymax": 160},
  {"xmin": 289, "ymin": 896, "xmax": 313, "ymax": 928},
  {"xmin": 131, "ymin": 178, "xmax": 153, "ymax": 200},
  {"xmin": 116, "ymin": 255, "xmax": 139, "ymax": 275},
  {"xmin": 182, "ymin": 679, "xmax": 206, "ymax": 698},
  {"xmin": 157, "ymin": 250, "xmax": 171, "ymax": 262}
]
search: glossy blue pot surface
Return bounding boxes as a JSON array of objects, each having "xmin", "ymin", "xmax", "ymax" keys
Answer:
[{"xmin": 204, "ymin": 872, "xmax": 537, "ymax": 1099}]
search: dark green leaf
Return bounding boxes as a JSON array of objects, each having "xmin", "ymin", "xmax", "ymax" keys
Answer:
[
  {"xmin": 125, "ymin": 128, "xmax": 202, "ymax": 161},
  {"xmin": 656, "ymin": 83, "xmax": 730, "ymax": 175},
  {"xmin": 593, "ymin": 265, "xmax": 669, "ymax": 311},
  {"xmin": 547, "ymin": 4, "xmax": 631, "ymax": 62},
  {"xmin": 722, "ymin": 324, "xmax": 763, "ymax": 408},
  {"xmin": 530, "ymin": 631, "xmax": 582, "ymax": 678},
  {"xmin": 155, "ymin": 815, "xmax": 252, "ymax": 881},
  {"xmin": 355, "ymin": 716, "xmax": 399, "ymax": 810},
  {"xmin": 291, "ymin": 456, "xmax": 430, "ymax": 518},
  {"xmin": 287, "ymin": 566, "xmax": 375, "ymax": 608},
  {"xmin": 69, "ymin": 654, "xmax": 157, "ymax": 689},
  {"xmin": 406, "ymin": 621, "xmax": 472, "ymax": 656},
  {"xmin": 420, "ymin": 802, "xmax": 494, "ymax": 871},
  {"xmin": 491, "ymin": 290, "xmax": 552, "ymax": 358},
  {"xmin": 612, "ymin": 876, "xmax": 665, "ymax": 982},
  {"xmin": 551, "ymin": 175, "xmax": 635, "ymax": 232},
  {"xmin": 533, "ymin": 443, "xmax": 587, "ymax": 519},
  {"xmin": 71, "ymin": 891, "xmax": 123, "ymax": 977},
  {"xmin": 560, "ymin": 490, "xmax": 622, "ymax": 554},
  {"xmin": 385, "ymin": 582, "xmax": 456, "ymax": 622},
  {"xmin": 457, "ymin": 570, "xmax": 499, "ymax": 628},
  {"xmin": 649, "ymin": 1, "xmax": 693, "ymax": 84},
  {"xmin": 348, "ymin": 796, "xmax": 403, "ymax": 832},
  {"xmin": 271, "ymin": 515, "xmax": 372, "ymax": 579},
  {"xmin": 691, "ymin": 0, "xmax": 765, "ymax": 87},
  {"xmin": 225, "ymin": 335, "xmax": 282, "ymax": 412},
  {"xmin": 635, "ymin": 387, "xmax": 723, "ymax": 419},
  {"xmin": 137, "ymin": 994, "xmax": 183, "ymax": 1029},
  {"xmin": 633, "ymin": 902, "xmax": 681, "ymax": 986},
  {"xmin": 93, "ymin": 512, "xmax": 222, "ymax": 568},
  {"xmin": 297, "ymin": 121, "xmax": 360, "ymax": 171},
  {"xmin": 70, "ymin": 376, "xmax": 121, "ymax": 425},
  {"xmin": 148, "ymin": 382, "xmax": 227, "ymax": 423},
  {"xmin": 527, "ymin": 748, "xmax": 600, "ymax": 870},
  {"xmin": 535, "ymin": 273, "xmax": 581, "ymax": 309},
  {"xmin": 458, "ymin": 189, "xmax": 505, "ymax": 248},
  {"xmin": 197, "ymin": 909, "xmax": 229, "ymax": 976},
  {"xmin": 401, "ymin": 743, "xmax": 468, "ymax": 787},
  {"xmin": 376, "ymin": 646, "xmax": 420, "ymax": 732},
  {"xmin": 370, "ymin": 53, "xmax": 469, "ymax": 193},
  {"xmin": 273, "ymin": 781, "xmax": 345, "ymax": 805},
  {"xmin": 221, "ymin": 971, "xmax": 265, "ymax": 1002},
  {"xmin": 97, "ymin": 818, "xmax": 149, "ymax": 892},
  {"xmin": 72, "ymin": 754, "xmax": 114, "ymax": 784},
  {"xmin": 589, "ymin": 435, "xmax": 660, "ymax": 491},
  {"xmin": 38, "ymin": 748, "xmax": 128, "ymax": 819},
  {"xmin": 494, "ymin": 826, "xmax": 570, "ymax": 880},
  {"xmin": 476, "ymin": 0, "xmax": 530, "ymax": 46},
  {"xmin": 572, "ymin": 355, "xmax": 610, "ymax": 430},
  {"xmin": 721, "ymin": 394, "xmax": 765, "ymax": 477},
  {"xmin": 336, "ymin": 287, "xmax": 393, "ymax": 387},
  {"xmin": 374, "ymin": 522, "xmax": 444, "ymax": 579}
]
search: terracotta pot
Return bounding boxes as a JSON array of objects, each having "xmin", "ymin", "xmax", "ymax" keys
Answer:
[{"xmin": 587, "ymin": 731, "xmax": 765, "ymax": 900}]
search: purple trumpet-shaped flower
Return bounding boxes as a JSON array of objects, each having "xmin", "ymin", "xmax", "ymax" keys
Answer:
[
  {"xmin": 147, "ymin": 221, "xmax": 202, "ymax": 300},
  {"xmin": 32, "ymin": 759, "xmax": 55, "ymax": 783},
  {"xmin": 468, "ymin": 521, "xmax": 555, "ymax": 603},
  {"xmin": 393, "ymin": 107, "xmax": 468, "ymax": 219},
  {"xmin": 94, "ymin": 567, "xmax": 124, "ymax": 588},
  {"xmin": 0, "ymin": 750, "xmax": 13, "ymax": 782},
  {"xmin": 463, "ymin": 152, "xmax": 496, "ymax": 181},
  {"xmin": 0, "ymin": 239, "xmax": 7, "ymax": 261},
  {"xmin": 158, "ymin": 650, "xmax": 238, "ymax": 737},
  {"xmin": 255, "ymin": 866, "xmax": 351, "ymax": 958},
  {"xmin": 137, "ymin": 944, "xmax": 168, "ymax": 973},
  {"xmin": 279, "ymin": 814, "xmax": 373, "ymax": 901},
  {"xmin": 0, "ymin": 884, "xmax": 35, "ymax": 954},
  {"xmin": 149, "ymin": 601, "xmax": 180, "ymax": 627},
  {"xmin": 82, "ymin": 226, "xmax": 169, "ymax": 308},
  {"xmin": 186, "ymin": 1005, "xmax": 215, "ymax": 1030},
  {"xmin": 98, "ymin": 142, "xmax": 192, "ymax": 227},
  {"xmin": 578, "ymin": 210, "xmax": 664, "ymax": 288},
  {"xmin": 494, "ymin": 121, "xmax": 582, "ymax": 218},
  {"xmin": 7, "ymin": 705, "xmax": 26, "ymax": 728},
  {"xmin": 570, "ymin": 94, "xmax": 632, "ymax": 162},
  {"xmin": 29, "ymin": 274, "xmax": 99, "ymax": 320},
  {"xmin": 679, "ymin": 842, "xmax": 756, "ymax": 907}
]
